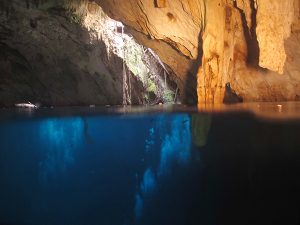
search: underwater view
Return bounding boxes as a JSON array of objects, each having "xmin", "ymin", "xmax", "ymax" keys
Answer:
[{"xmin": 0, "ymin": 105, "xmax": 300, "ymax": 225}]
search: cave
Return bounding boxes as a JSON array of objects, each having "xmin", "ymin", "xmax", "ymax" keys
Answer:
[
  {"xmin": 0, "ymin": 0, "xmax": 180, "ymax": 107},
  {"xmin": 0, "ymin": 1, "xmax": 300, "ymax": 225},
  {"xmin": 1, "ymin": 0, "xmax": 299, "ymax": 107}
]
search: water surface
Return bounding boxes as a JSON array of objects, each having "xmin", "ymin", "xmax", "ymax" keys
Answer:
[{"xmin": 0, "ymin": 105, "xmax": 300, "ymax": 225}]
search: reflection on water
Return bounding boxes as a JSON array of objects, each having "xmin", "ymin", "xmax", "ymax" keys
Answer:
[
  {"xmin": 0, "ymin": 110, "xmax": 300, "ymax": 225},
  {"xmin": 191, "ymin": 115, "xmax": 211, "ymax": 147},
  {"xmin": 38, "ymin": 118, "xmax": 84, "ymax": 183}
]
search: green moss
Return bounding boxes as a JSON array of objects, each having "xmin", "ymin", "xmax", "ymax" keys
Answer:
[
  {"xmin": 123, "ymin": 41, "xmax": 148, "ymax": 79},
  {"xmin": 163, "ymin": 89, "xmax": 174, "ymax": 102},
  {"xmin": 147, "ymin": 81, "xmax": 157, "ymax": 93},
  {"xmin": 61, "ymin": 0, "xmax": 89, "ymax": 25}
]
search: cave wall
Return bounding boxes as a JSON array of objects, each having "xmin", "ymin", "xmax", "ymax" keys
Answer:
[
  {"xmin": 198, "ymin": 0, "xmax": 300, "ymax": 103},
  {"xmin": 0, "ymin": 0, "xmax": 144, "ymax": 107},
  {"xmin": 1, "ymin": 0, "xmax": 299, "ymax": 105},
  {"xmin": 97, "ymin": 0, "xmax": 204, "ymax": 104},
  {"xmin": 97, "ymin": 0, "xmax": 300, "ymax": 103}
]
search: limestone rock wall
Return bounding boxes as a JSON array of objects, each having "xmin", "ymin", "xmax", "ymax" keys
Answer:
[
  {"xmin": 198, "ymin": 0, "xmax": 300, "ymax": 103},
  {"xmin": 1, "ymin": 0, "xmax": 299, "ymax": 105},
  {"xmin": 98, "ymin": 0, "xmax": 300, "ymax": 103},
  {"xmin": 97, "ymin": 0, "xmax": 204, "ymax": 104},
  {"xmin": 98, "ymin": 0, "xmax": 204, "ymax": 59},
  {"xmin": 256, "ymin": 0, "xmax": 294, "ymax": 74}
]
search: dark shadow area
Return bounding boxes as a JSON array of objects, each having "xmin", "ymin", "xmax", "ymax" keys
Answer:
[
  {"xmin": 196, "ymin": 113, "xmax": 300, "ymax": 225},
  {"xmin": 233, "ymin": 0, "xmax": 267, "ymax": 73},
  {"xmin": 154, "ymin": 0, "xmax": 166, "ymax": 8},
  {"xmin": 233, "ymin": 0, "xmax": 259, "ymax": 66},
  {"xmin": 0, "ymin": 0, "xmax": 13, "ymax": 17},
  {"xmin": 0, "ymin": 2, "xmax": 147, "ymax": 107},
  {"xmin": 223, "ymin": 82, "xmax": 243, "ymax": 104},
  {"xmin": 183, "ymin": 31, "xmax": 203, "ymax": 105}
]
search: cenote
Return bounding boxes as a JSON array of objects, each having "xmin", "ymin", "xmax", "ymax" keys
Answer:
[
  {"xmin": 0, "ymin": 105, "xmax": 300, "ymax": 225},
  {"xmin": 1, "ymin": 0, "xmax": 300, "ymax": 225}
]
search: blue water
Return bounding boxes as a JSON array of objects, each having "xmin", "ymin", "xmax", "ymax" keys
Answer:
[{"xmin": 0, "ymin": 109, "xmax": 300, "ymax": 225}]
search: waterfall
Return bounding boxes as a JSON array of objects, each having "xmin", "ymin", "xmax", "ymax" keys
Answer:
[
  {"xmin": 122, "ymin": 59, "xmax": 132, "ymax": 106},
  {"xmin": 122, "ymin": 58, "xmax": 127, "ymax": 105},
  {"xmin": 122, "ymin": 26, "xmax": 132, "ymax": 106},
  {"xmin": 147, "ymin": 48, "xmax": 169, "ymax": 76},
  {"xmin": 81, "ymin": 4, "xmax": 177, "ymax": 105}
]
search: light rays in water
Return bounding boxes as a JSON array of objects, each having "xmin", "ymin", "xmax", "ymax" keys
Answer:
[
  {"xmin": 38, "ymin": 117, "xmax": 84, "ymax": 183},
  {"xmin": 134, "ymin": 114, "xmax": 192, "ymax": 222}
]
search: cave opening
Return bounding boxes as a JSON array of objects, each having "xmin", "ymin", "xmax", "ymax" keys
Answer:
[
  {"xmin": 78, "ymin": 1, "xmax": 179, "ymax": 106},
  {"xmin": 0, "ymin": 0, "xmax": 179, "ymax": 107}
]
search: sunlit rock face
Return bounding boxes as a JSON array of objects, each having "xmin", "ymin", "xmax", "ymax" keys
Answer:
[
  {"xmin": 98, "ymin": 0, "xmax": 300, "ymax": 103},
  {"xmin": 98, "ymin": 0, "xmax": 203, "ymax": 59},
  {"xmin": 198, "ymin": 0, "xmax": 300, "ymax": 103},
  {"xmin": 255, "ymin": 0, "xmax": 295, "ymax": 74},
  {"xmin": 97, "ymin": 0, "xmax": 203, "ymax": 104}
]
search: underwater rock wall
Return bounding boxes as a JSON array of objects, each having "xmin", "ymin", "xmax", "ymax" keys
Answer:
[{"xmin": 98, "ymin": 0, "xmax": 300, "ymax": 103}]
